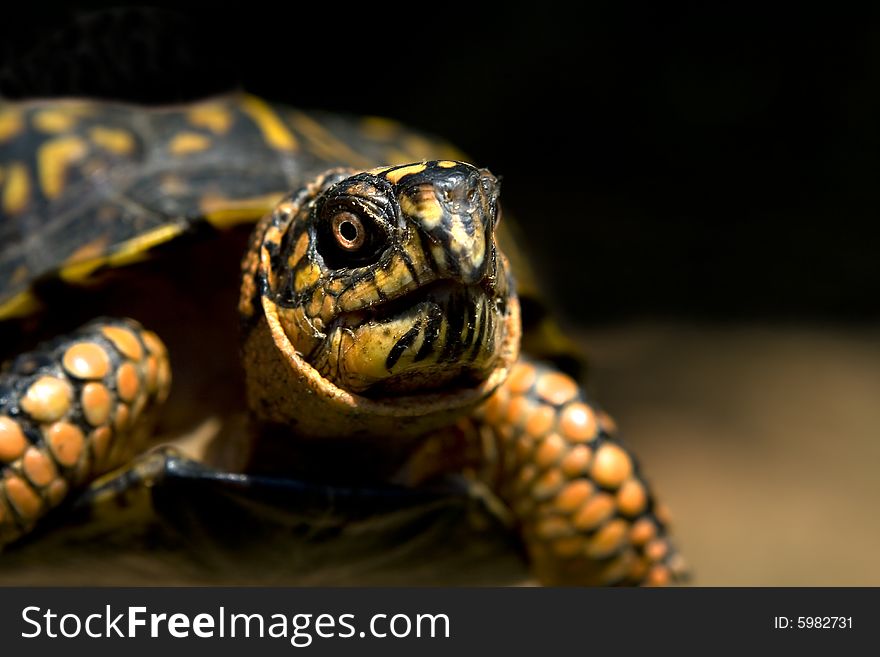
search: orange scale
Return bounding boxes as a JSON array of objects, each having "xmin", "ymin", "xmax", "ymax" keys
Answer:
[
  {"xmin": 589, "ymin": 443, "xmax": 633, "ymax": 489},
  {"xmin": 0, "ymin": 416, "xmax": 28, "ymax": 462},
  {"xmin": 586, "ymin": 518, "xmax": 629, "ymax": 560},
  {"xmin": 506, "ymin": 362, "xmax": 537, "ymax": 395},
  {"xmin": 21, "ymin": 376, "xmax": 72, "ymax": 423},
  {"xmin": 81, "ymin": 382, "xmax": 113, "ymax": 426},
  {"xmin": 573, "ymin": 492, "xmax": 615, "ymax": 531},
  {"xmin": 616, "ymin": 478, "xmax": 648, "ymax": 516},
  {"xmin": 646, "ymin": 565, "xmax": 671, "ymax": 587},
  {"xmin": 525, "ymin": 404, "xmax": 557, "ymax": 439},
  {"xmin": 535, "ymin": 371, "xmax": 578, "ymax": 406},
  {"xmin": 62, "ymin": 342, "xmax": 111, "ymax": 379},
  {"xmin": 534, "ymin": 433, "xmax": 565, "ymax": 469},
  {"xmin": 560, "ymin": 445, "xmax": 592, "ymax": 477},
  {"xmin": 22, "ymin": 447, "xmax": 57, "ymax": 487},
  {"xmin": 554, "ymin": 480, "xmax": 594, "ymax": 514},
  {"xmin": 531, "ymin": 469, "xmax": 564, "ymax": 501},
  {"xmin": 45, "ymin": 422, "xmax": 85, "ymax": 468},
  {"xmin": 101, "ymin": 325, "xmax": 144, "ymax": 361},
  {"xmin": 116, "ymin": 362, "xmax": 140, "ymax": 403},
  {"xmin": 46, "ymin": 478, "xmax": 69, "ymax": 507},
  {"xmin": 4, "ymin": 475, "xmax": 43, "ymax": 520},
  {"xmin": 559, "ymin": 402, "xmax": 597, "ymax": 442}
]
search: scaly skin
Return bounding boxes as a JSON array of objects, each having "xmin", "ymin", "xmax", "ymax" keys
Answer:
[
  {"xmin": 471, "ymin": 357, "xmax": 687, "ymax": 585},
  {"xmin": 0, "ymin": 319, "xmax": 169, "ymax": 545}
]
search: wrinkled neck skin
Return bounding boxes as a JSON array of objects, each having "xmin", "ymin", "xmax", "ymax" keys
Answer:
[{"xmin": 239, "ymin": 162, "xmax": 521, "ymax": 442}]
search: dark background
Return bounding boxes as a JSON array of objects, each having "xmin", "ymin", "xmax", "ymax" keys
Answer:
[{"xmin": 1, "ymin": 4, "xmax": 878, "ymax": 324}]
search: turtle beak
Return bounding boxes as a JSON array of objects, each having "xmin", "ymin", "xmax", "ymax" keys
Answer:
[{"xmin": 397, "ymin": 167, "xmax": 500, "ymax": 286}]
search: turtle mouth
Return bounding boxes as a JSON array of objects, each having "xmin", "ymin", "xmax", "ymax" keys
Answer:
[
  {"xmin": 311, "ymin": 277, "xmax": 510, "ymax": 395},
  {"xmin": 333, "ymin": 278, "xmax": 504, "ymax": 330}
]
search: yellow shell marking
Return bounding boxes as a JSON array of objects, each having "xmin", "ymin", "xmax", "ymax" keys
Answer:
[
  {"xmin": 200, "ymin": 192, "xmax": 285, "ymax": 229},
  {"xmin": 240, "ymin": 95, "xmax": 298, "ymax": 151},
  {"xmin": 403, "ymin": 135, "xmax": 437, "ymax": 160},
  {"xmin": 59, "ymin": 224, "xmax": 185, "ymax": 283},
  {"xmin": 89, "ymin": 127, "xmax": 136, "ymax": 155},
  {"xmin": 0, "ymin": 291, "xmax": 40, "ymax": 320},
  {"xmin": 168, "ymin": 132, "xmax": 212, "ymax": 155},
  {"xmin": 288, "ymin": 111, "xmax": 373, "ymax": 168},
  {"xmin": 187, "ymin": 104, "xmax": 234, "ymax": 134},
  {"xmin": 2, "ymin": 162, "xmax": 31, "ymax": 214},
  {"xmin": 0, "ymin": 109, "xmax": 24, "ymax": 142},
  {"xmin": 33, "ymin": 110, "xmax": 77, "ymax": 134},
  {"xmin": 359, "ymin": 116, "xmax": 399, "ymax": 139},
  {"xmin": 384, "ymin": 163, "xmax": 426, "ymax": 184},
  {"xmin": 384, "ymin": 148, "xmax": 419, "ymax": 166},
  {"xmin": 38, "ymin": 136, "xmax": 88, "ymax": 199}
]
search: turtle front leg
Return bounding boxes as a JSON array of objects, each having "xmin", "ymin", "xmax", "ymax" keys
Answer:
[
  {"xmin": 0, "ymin": 318, "xmax": 170, "ymax": 547},
  {"xmin": 469, "ymin": 357, "xmax": 687, "ymax": 586}
]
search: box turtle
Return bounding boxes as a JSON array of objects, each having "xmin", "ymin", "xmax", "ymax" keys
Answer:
[{"xmin": 0, "ymin": 95, "xmax": 686, "ymax": 585}]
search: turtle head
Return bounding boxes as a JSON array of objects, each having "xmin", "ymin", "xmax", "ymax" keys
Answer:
[{"xmin": 241, "ymin": 161, "xmax": 521, "ymax": 438}]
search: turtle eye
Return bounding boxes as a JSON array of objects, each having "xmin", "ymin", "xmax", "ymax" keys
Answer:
[
  {"xmin": 316, "ymin": 202, "xmax": 386, "ymax": 269},
  {"xmin": 332, "ymin": 211, "xmax": 366, "ymax": 251}
]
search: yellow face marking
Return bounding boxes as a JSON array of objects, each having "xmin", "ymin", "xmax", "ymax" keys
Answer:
[
  {"xmin": 384, "ymin": 163, "xmax": 426, "ymax": 184},
  {"xmin": 0, "ymin": 109, "xmax": 24, "ymax": 142},
  {"xmin": 430, "ymin": 243, "xmax": 447, "ymax": 270},
  {"xmin": 337, "ymin": 278, "xmax": 381, "ymax": 311},
  {"xmin": 168, "ymin": 131, "xmax": 212, "ymax": 155},
  {"xmin": 59, "ymin": 224, "xmax": 185, "ymax": 283},
  {"xmin": 2, "ymin": 162, "xmax": 31, "ymax": 214},
  {"xmin": 399, "ymin": 186, "xmax": 444, "ymax": 228},
  {"xmin": 294, "ymin": 262, "xmax": 322, "ymax": 294},
  {"xmin": 89, "ymin": 126, "xmax": 136, "ymax": 155},
  {"xmin": 200, "ymin": 192, "xmax": 285, "ymax": 228},
  {"xmin": 38, "ymin": 136, "xmax": 88, "ymax": 199},
  {"xmin": 288, "ymin": 111, "xmax": 373, "ymax": 168},
  {"xmin": 373, "ymin": 254, "xmax": 416, "ymax": 298},
  {"xmin": 328, "ymin": 278, "xmax": 346, "ymax": 295},
  {"xmin": 33, "ymin": 110, "xmax": 77, "ymax": 133},
  {"xmin": 187, "ymin": 104, "xmax": 234, "ymax": 134},
  {"xmin": 289, "ymin": 233, "xmax": 310, "ymax": 268},
  {"xmin": 240, "ymin": 95, "xmax": 298, "ymax": 151}
]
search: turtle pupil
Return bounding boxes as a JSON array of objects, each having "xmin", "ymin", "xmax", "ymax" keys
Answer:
[
  {"xmin": 331, "ymin": 211, "xmax": 366, "ymax": 252},
  {"xmin": 339, "ymin": 221, "xmax": 358, "ymax": 242}
]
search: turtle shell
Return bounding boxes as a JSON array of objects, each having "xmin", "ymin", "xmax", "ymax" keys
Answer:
[{"xmin": 0, "ymin": 94, "xmax": 581, "ymax": 371}]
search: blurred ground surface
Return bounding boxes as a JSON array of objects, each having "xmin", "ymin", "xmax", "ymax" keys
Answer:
[{"xmin": 579, "ymin": 322, "xmax": 880, "ymax": 586}]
